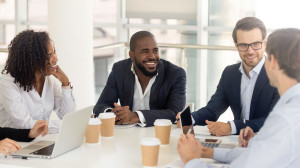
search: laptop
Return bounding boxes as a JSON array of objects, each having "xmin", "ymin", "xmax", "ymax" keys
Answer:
[
  {"xmin": 180, "ymin": 106, "xmax": 236, "ymax": 149},
  {"xmin": 12, "ymin": 106, "xmax": 93, "ymax": 159}
]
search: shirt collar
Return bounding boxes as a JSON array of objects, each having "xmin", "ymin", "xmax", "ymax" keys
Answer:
[
  {"xmin": 239, "ymin": 56, "xmax": 265, "ymax": 77},
  {"xmin": 276, "ymin": 83, "xmax": 300, "ymax": 105}
]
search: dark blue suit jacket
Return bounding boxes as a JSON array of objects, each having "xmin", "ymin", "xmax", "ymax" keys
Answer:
[
  {"xmin": 94, "ymin": 58, "xmax": 186, "ymax": 127},
  {"xmin": 192, "ymin": 63, "xmax": 279, "ymax": 134}
]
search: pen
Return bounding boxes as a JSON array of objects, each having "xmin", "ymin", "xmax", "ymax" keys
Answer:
[
  {"xmin": 175, "ymin": 118, "xmax": 180, "ymax": 124},
  {"xmin": 243, "ymin": 119, "xmax": 246, "ymax": 145},
  {"xmin": 11, "ymin": 156, "xmax": 29, "ymax": 160}
]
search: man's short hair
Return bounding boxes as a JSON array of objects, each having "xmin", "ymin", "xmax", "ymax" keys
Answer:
[
  {"xmin": 232, "ymin": 17, "xmax": 267, "ymax": 44},
  {"xmin": 129, "ymin": 31, "xmax": 155, "ymax": 51},
  {"xmin": 266, "ymin": 28, "xmax": 300, "ymax": 82}
]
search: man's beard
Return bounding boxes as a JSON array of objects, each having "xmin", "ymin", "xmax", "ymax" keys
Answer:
[{"xmin": 135, "ymin": 58, "xmax": 159, "ymax": 77}]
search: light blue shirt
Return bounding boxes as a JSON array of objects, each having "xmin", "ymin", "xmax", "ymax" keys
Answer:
[
  {"xmin": 229, "ymin": 56, "xmax": 265, "ymax": 134},
  {"xmin": 185, "ymin": 83, "xmax": 300, "ymax": 168}
]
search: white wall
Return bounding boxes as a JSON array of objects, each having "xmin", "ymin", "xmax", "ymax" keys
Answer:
[{"xmin": 48, "ymin": 0, "xmax": 95, "ymax": 110}]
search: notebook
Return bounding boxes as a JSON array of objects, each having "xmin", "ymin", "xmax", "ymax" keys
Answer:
[
  {"xmin": 180, "ymin": 106, "xmax": 236, "ymax": 149},
  {"xmin": 12, "ymin": 106, "xmax": 93, "ymax": 159}
]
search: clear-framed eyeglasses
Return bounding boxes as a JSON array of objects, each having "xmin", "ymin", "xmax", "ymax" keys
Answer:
[{"xmin": 236, "ymin": 41, "xmax": 263, "ymax": 52}]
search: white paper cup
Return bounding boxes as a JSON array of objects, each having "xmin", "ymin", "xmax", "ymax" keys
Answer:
[
  {"xmin": 141, "ymin": 137, "xmax": 161, "ymax": 167},
  {"xmin": 99, "ymin": 113, "xmax": 116, "ymax": 137},
  {"xmin": 85, "ymin": 118, "xmax": 101, "ymax": 143},
  {"xmin": 154, "ymin": 119, "xmax": 172, "ymax": 145}
]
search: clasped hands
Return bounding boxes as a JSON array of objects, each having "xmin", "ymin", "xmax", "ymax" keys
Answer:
[{"xmin": 112, "ymin": 103, "xmax": 140, "ymax": 125}]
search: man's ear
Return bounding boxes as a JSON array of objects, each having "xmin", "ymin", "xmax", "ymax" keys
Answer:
[
  {"xmin": 129, "ymin": 51, "xmax": 134, "ymax": 61},
  {"xmin": 234, "ymin": 41, "xmax": 238, "ymax": 48},
  {"xmin": 263, "ymin": 39, "xmax": 267, "ymax": 45}
]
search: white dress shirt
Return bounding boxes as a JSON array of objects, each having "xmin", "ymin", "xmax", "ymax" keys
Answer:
[
  {"xmin": 131, "ymin": 64, "xmax": 157, "ymax": 127},
  {"xmin": 185, "ymin": 83, "xmax": 300, "ymax": 168},
  {"xmin": 0, "ymin": 74, "xmax": 76, "ymax": 132},
  {"xmin": 229, "ymin": 56, "xmax": 265, "ymax": 134}
]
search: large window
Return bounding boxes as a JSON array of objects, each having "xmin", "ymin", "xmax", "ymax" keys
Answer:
[{"xmin": 1, "ymin": 0, "xmax": 299, "ymax": 121}]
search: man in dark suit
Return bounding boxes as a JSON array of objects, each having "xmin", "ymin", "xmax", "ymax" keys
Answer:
[
  {"xmin": 94, "ymin": 31, "xmax": 186, "ymax": 127},
  {"xmin": 189, "ymin": 17, "xmax": 279, "ymax": 136}
]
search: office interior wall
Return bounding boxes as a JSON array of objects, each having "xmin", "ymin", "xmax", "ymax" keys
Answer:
[{"xmin": 48, "ymin": 0, "xmax": 95, "ymax": 110}]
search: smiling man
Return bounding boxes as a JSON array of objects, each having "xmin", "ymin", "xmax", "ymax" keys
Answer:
[
  {"xmin": 189, "ymin": 17, "xmax": 279, "ymax": 136},
  {"xmin": 177, "ymin": 28, "xmax": 300, "ymax": 168},
  {"xmin": 93, "ymin": 31, "xmax": 186, "ymax": 127}
]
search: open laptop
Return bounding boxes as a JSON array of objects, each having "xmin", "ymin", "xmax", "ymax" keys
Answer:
[
  {"xmin": 180, "ymin": 106, "xmax": 236, "ymax": 149},
  {"xmin": 12, "ymin": 106, "xmax": 93, "ymax": 159}
]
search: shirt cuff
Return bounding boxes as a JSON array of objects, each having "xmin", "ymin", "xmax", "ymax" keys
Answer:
[
  {"xmin": 62, "ymin": 85, "xmax": 71, "ymax": 89},
  {"xmin": 61, "ymin": 86, "xmax": 74, "ymax": 99},
  {"xmin": 135, "ymin": 111, "xmax": 146, "ymax": 127},
  {"xmin": 191, "ymin": 115, "xmax": 195, "ymax": 125},
  {"xmin": 229, "ymin": 120, "xmax": 237, "ymax": 134},
  {"xmin": 185, "ymin": 159, "xmax": 206, "ymax": 168},
  {"xmin": 213, "ymin": 148, "xmax": 232, "ymax": 163}
]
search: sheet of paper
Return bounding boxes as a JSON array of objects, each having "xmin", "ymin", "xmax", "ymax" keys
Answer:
[{"xmin": 114, "ymin": 123, "xmax": 136, "ymax": 129}]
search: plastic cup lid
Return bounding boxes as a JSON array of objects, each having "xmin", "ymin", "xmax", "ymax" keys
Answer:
[
  {"xmin": 140, "ymin": 137, "xmax": 161, "ymax": 146},
  {"xmin": 99, "ymin": 112, "xmax": 116, "ymax": 119},
  {"xmin": 88, "ymin": 118, "xmax": 101, "ymax": 125},
  {"xmin": 154, "ymin": 119, "xmax": 172, "ymax": 126}
]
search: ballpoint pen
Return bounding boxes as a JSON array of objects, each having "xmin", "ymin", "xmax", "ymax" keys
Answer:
[
  {"xmin": 243, "ymin": 119, "xmax": 246, "ymax": 145},
  {"xmin": 11, "ymin": 156, "xmax": 29, "ymax": 160}
]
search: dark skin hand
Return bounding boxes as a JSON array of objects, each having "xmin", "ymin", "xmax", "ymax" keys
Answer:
[{"xmin": 111, "ymin": 103, "xmax": 140, "ymax": 125}]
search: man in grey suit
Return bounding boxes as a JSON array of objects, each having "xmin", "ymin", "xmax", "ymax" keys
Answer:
[{"xmin": 94, "ymin": 31, "xmax": 186, "ymax": 127}]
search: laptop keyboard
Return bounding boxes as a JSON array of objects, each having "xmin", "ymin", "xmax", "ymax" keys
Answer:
[
  {"xmin": 30, "ymin": 143, "xmax": 55, "ymax": 156},
  {"xmin": 201, "ymin": 142, "xmax": 219, "ymax": 148}
]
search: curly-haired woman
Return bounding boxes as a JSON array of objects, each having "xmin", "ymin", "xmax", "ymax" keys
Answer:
[{"xmin": 0, "ymin": 30, "xmax": 76, "ymax": 133}]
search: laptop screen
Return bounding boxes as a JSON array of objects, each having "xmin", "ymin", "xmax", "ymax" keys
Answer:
[{"xmin": 180, "ymin": 106, "xmax": 194, "ymax": 135}]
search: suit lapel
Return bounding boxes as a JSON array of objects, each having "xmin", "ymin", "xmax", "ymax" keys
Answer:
[
  {"xmin": 150, "ymin": 61, "xmax": 164, "ymax": 108},
  {"xmin": 249, "ymin": 65, "xmax": 268, "ymax": 119},
  {"xmin": 233, "ymin": 65, "xmax": 242, "ymax": 120},
  {"xmin": 123, "ymin": 62, "xmax": 135, "ymax": 109}
]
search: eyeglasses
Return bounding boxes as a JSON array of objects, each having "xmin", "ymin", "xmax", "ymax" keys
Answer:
[{"xmin": 236, "ymin": 41, "xmax": 263, "ymax": 52}]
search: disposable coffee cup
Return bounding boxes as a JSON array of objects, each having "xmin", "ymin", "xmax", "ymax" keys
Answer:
[
  {"xmin": 99, "ymin": 112, "xmax": 116, "ymax": 137},
  {"xmin": 154, "ymin": 119, "xmax": 172, "ymax": 145},
  {"xmin": 85, "ymin": 118, "xmax": 101, "ymax": 143},
  {"xmin": 141, "ymin": 137, "xmax": 161, "ymax": 167}
]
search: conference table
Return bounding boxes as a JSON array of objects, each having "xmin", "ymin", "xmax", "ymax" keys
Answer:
[{"xmin": 0, "ymin": 125, "xmax": 238, "ymax": 168}]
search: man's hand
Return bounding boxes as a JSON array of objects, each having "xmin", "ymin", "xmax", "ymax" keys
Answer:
[
  {"xmin": 0, "ymin": 138, "xmax": 21, "ymax": 156},
  {"xmin": 239, "ymin": 126, "xmax": 255, "ymax": 147},
  {"xmin": 112, "ymin": 103, "xmax": 140, "ymax": 125},
  {"xmin": 177, "ymin": 134, "xmax": 201, "ymax": 164},
  {"xmin": 29, "ymin": 120, "xmax": 49, "ymax": 138},
  {"xmin": 177, "ymin": 134, "xmax": 214, "ymax": 164},
  {"xmin": 176, "ymin": 112, "xmax": 181, "ymax": 128},
  {"xmin": 51, "ymin": 65, "xmax": 70, "ymax": 86},
  {"xmin": 206, "ymin": 120, "xmax": 231, "ymax": 136}
]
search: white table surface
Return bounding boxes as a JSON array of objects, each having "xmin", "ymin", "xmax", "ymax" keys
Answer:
[{"xmin": 0, "ymin": 125, "xmax": 238, "ymax": 168}]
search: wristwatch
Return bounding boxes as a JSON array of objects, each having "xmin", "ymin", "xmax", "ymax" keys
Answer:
[
  {"xmin": 62, "ymin": 82, "xmax": 73, "ymax": 89},
  {"xmin": 69, "ymin": 82, "xmax": 73, "ymax": 89}
]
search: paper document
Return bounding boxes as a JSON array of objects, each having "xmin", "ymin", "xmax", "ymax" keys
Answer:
[{"xmin": 171, "ymin": 126, "xmax": 211, "ymax": 138}]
